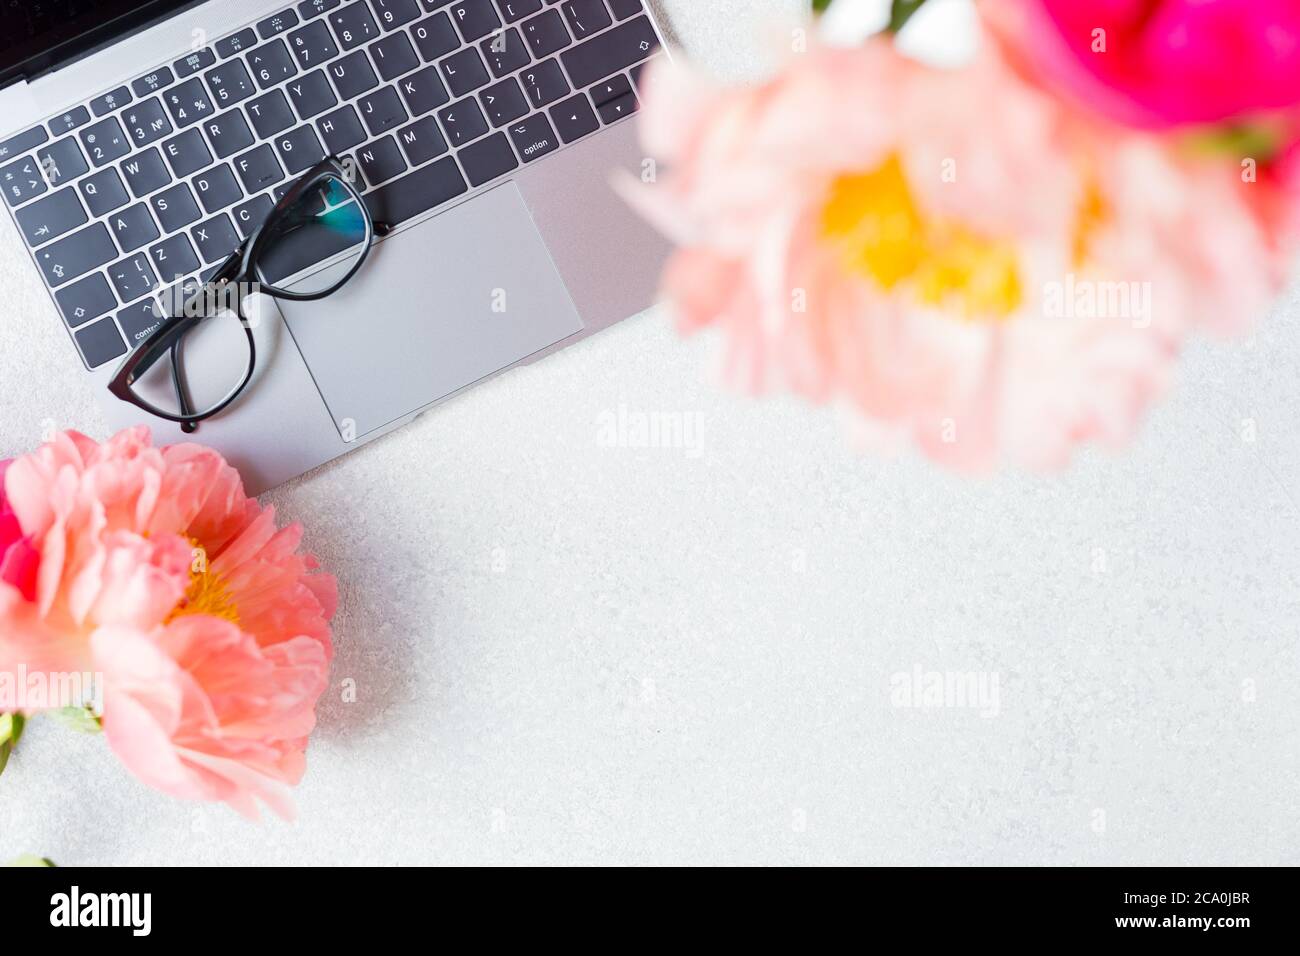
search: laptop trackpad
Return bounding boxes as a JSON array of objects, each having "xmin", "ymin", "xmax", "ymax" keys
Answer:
[{"xmin": 277, "ymin": 182, "xmax": 584, "ymax": 439}]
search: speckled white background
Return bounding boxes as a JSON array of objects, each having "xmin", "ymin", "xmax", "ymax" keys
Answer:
[{"xmin": 2, "ymin": 0, "xmax": 1299, "ymax": 865}]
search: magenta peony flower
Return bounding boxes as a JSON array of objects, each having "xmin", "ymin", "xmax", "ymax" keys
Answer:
[
  {"xmin": 0, "ymin": 460, "xmax": 39, "ymax": 602},
  {"xmin": 991, "ymin": 0, "xmax": 1300, "ymax": 128},
  {"xmin": 0, "ymin": 428, "xmax": 336, "ymax": 819}
]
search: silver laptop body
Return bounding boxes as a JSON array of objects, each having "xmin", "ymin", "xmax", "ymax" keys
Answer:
[{"xmin": 0, "ymin": 0, "xmax": 670, "ymax": 491}]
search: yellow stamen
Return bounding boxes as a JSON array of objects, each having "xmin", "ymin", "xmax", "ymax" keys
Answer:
[
  {"xmin": 819, "ymin": 153, "xmax": 1023, "ymax": 321},
  {"xmin": 166, "ymin": 542, "xmax": 239, "ymax": 625}
]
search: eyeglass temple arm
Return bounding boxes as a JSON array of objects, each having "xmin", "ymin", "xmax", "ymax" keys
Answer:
[{"xmin": 170, "ymin": 337, "xmax": 199, "ymax": 434}]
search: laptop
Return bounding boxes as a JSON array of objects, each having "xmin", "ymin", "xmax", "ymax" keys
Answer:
[{"xmin": 0, "ymin": 0, "xmax": 670, "ymax": 492}]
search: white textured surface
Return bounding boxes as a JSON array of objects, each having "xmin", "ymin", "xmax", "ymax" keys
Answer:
[{"xmin": 3, "ymin": 0, "xmax": 1300, "ymax": 866}]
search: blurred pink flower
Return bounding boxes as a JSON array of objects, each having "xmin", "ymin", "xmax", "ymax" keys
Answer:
[
  {"xmin": 0, "ymin": 428, "xmax": 336, "ymax": 819},
  {"xmin": 625, "ymin": 41, "xmax": 1288, "ymax": 470},
  {"xmin": 988, "ymin": 0, "xmax": 1300, "ymax": 129}
]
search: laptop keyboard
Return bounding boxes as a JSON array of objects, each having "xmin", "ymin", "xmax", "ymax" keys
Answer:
[{"xmin": 0, "ymin": 0, "xmax": 663, "ymax": 370}]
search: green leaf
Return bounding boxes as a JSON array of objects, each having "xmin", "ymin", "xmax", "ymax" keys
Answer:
[
  {"xmin": 51, "ymin": 706, "xmax": 102, "ymax": 734},
  {"xmin": 0, "ymin": 713, "xmax": 25, "ymax": 777},
  {"xmin": 812, "ymin": 0, "xmax": 833, "ymax": 12},
  {"xmin": 888, "ymin": 0, "xmax": 930, "ymax": 33},
  {"xmin": 5, "ymin": 855, "xmax": 55, "ymax": 867},
  {"xmin": 1182, "ymin": 123, "xmax": 1284, "ymax": 163}
]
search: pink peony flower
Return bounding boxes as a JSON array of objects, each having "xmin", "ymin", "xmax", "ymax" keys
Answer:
[
  {"xmin": 988, "ymin": 0, "xmax": 1300, "ymax": 129},
  {"xmin": 625, "ymin": 40, "xmax": 1289, "ymax": 470},
  {"xmin": 0, "ymin": 428, "xmax": 336, "ymax": 819}
]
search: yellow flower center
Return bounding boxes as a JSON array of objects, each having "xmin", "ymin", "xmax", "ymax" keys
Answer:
[
  {"xmin": 166, "ymin": 542, "xmax": 240, "ymax": 626},
  {"xmin": 820, "ymin": 153, "xmax": 1024, "ymax": 321}
]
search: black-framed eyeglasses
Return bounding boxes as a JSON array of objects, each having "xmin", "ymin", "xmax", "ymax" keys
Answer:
[{"xmin": 108, "ymin": 156, "xmax": 389, "ymax": 433}]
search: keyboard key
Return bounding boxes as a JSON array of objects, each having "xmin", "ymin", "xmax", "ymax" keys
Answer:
[
  {"xmin": 192, "ymin": 214, "xmax": 242, "ymax": 263},
  {"xmin": 150, "ymin": 182, "xmax": 203, "ymax": 232},
  {"xmin": 49, "ymin": 108, "xmax": 91, "ymax": 136},
  {"xmin": 329, "ymin": 50, "xmax": 380, "ymax": 99},
  {"xmin": 109, "ymin": 203, "xmax": 161, "ymax": 253},
  {"xmin": 520, "ymin": 58, "xmax": 569, "ymax": 109},
  {"xmin": 121, "ymin": 98, "xmax": 174, "ymax": 147},
  {"xmin": 80, "ymin": 117, "xmax": 131, "ymax": 166},
  {"xmin": 481, "ymin": 27, "xmax": 530, "ymax": 77},
  {"xmin": 459, "ymin": 131, "xmax": 516, "ymax": 186},
  {"xmin": 174, "ymin": 48, "xmax": 217, "ymax": 77},
  {"xmin": 161, "ymin": 128, "xmax": 213, "ymax": 177},
  {"xmin": 451, "ymin": 0, "xmax": 501, "ymax": 42},
  {"xmin": 193, "ymin": 164, "xmax": 243, "ymax": 213},
  {"xmin": 233, "ymin": 144, "xmax": 285, "ymax": 193},
  {"xmin": 370, "ymin": 31, "xmax": 419, "ymax": 80},
  {"xmin": 247, "ymin": 89, "xmax": 297, "ymax": 138},
  {"xmin": 232, "ymin": 194, "xmax": 275, "ymax": 238},
  {"xmin": 36, "ymin": 137, "xmax": 89, "ymax": 186},
  {"xmin": 274, "ymin": 125, "xmax": 327, "ymax": 174},
  {"xmin": 75, "ymin": 319, "xmax": 127, "ymax": 368},
  {"xmin": 590, "ymin": 72, "xmax": 631, "ymax": 107},
  {"xmin": 496, "ymin": 0, "xmax": 542, "ymax": 24},
  {"xmin": 548, "ymin": 92, "xmax": 598, "ymax": 142},
  {"xmin": 411, "ymin": 12, "xmax": 459, "ymax": 61},
  {"xmin": 505, "ymin": 111, "xmax": 557, "ymax": 162},
  {"xmin": 361, "ymin": 155, "xmax": 466, "ymax": 226},
  {"xmin": 108, "ymin": 251, "xmax": 159, "ymax": 301},
  {"xmin": 0, "ymin": 126, "xmax": 49, "ymax": 162},
  {"xmin": 80, "ymin": 168, "xmax": 131, "ymax": 216},
  {"xmin": 55, "ymin": 272, "xmax": 116, "ymax": 327},
  {"xmin": 369, "ymin": 0, "xmax": 420, "ymax": 30},
  {"xmin": 216, "ymin": 29, "xmax": 259, "ymax": 58},
  {"xmin": 117, "ymin": 299, "xmax": 168, "ymax": 349},
  {"xmin": 317, "ymin": 105, "xmax": 368, "ymax": 152},
  {"xmin": 205, "ymin": 60, "xmax": 258, "ymax": 107},
  {"xmin": 148, "ymin": 234, "xmax": 202, "ymax": 284},
  {"xmin": 608, "ymin": 0, "xmax": 643, "ymax": 19},
  {"xmin": 287, "ymin": 70, "xmax": 339, "ymax": 118},
  {"xmin": 562, "ymin": 0, "xmax": 610, "ymax": 40},
  {"xmin": 248, "ymin": 39, "xmax": 299, "ymax": 89},
  {"xmin": 135, "ymin": 69, "xmax": 176, "ymax": 102},
  {"xmin": 357, "ymin": 86, "xmax": 409, "ymax": 135},
  {"xmin": 437, "ymin": 97, "xmax": 488, "ymax": 147},
  {"xmin": 521, "ymin": 8, "xmax": 569, "ymax": 59},
  {"xmin": 331, "ymin": 2, "xmax": 382, "ymax": 49},
  {"xmin": 479, "ymin": 77, "xmax": 528, "ymax": 126},
  {"xmin": 397, "ymin": 65, "xmax": 449, "ymax": 116},
  {"xmin": 440, "ymin": 47, "xmax": 490, "ymax": 97},
  {"xmin": 16, "ymin": 187, "xmax": 87, "ymax": 246},
  {"xmin": 356, "ymin": 135, "xmax": 407, "ymax": 184},
  {"xmin": 121, "ymin": 148, "xmax": 172, "ymax": 198},
  {"xmin": 299, "ymin": 0, "xmax": 342, "ymax": 18},
  {"xmin": 596, "ymin": 89, "xmax": 637, "ymax": 123},
  {"xmin": 396, "ymin": 115, "xmax": 448, "ymax": 164},
  {"xmin": 288, "ymin": 19, "xmax": 339, "ymax": 68},
  {"xmin": 90, "ymin": 86, "xmax": 133, "ymax": 117},
  {"xmin": 1, "ymin": 155, "xmax": 46, "ymax": 206},
  {"xmin": 561, "ymin": 15, "xmax": 658, "ymax": 89},
  {"xmin": 630, "ymin": 54, "xmax": 659, "ymax": 90},
  {"xmin": 164, "ymin": 77, "xmax": 215, "ymax": 128},
  {"xmin": 36, "ymin": 222, "xmax": 117, "ymax": 286},
  {"xmin": 258, "ymin": 8, "xmax": 301, "ymax": 38},
  {"xmin": 203, "ymin": 110, "xmax": 256, "ymax": 159}
]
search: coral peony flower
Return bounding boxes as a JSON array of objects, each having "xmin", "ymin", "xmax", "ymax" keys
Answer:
[
  {"xmin": 0, "ymin": 428, "xmax": 336, "ymax": 819},
  {"xmin": 625, "ymin": 40, "xmax": 1288, "ymax": 470},
  {"xmin": 988, "ymin": 0, "xmax": 1300, "ymax": 129}
]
